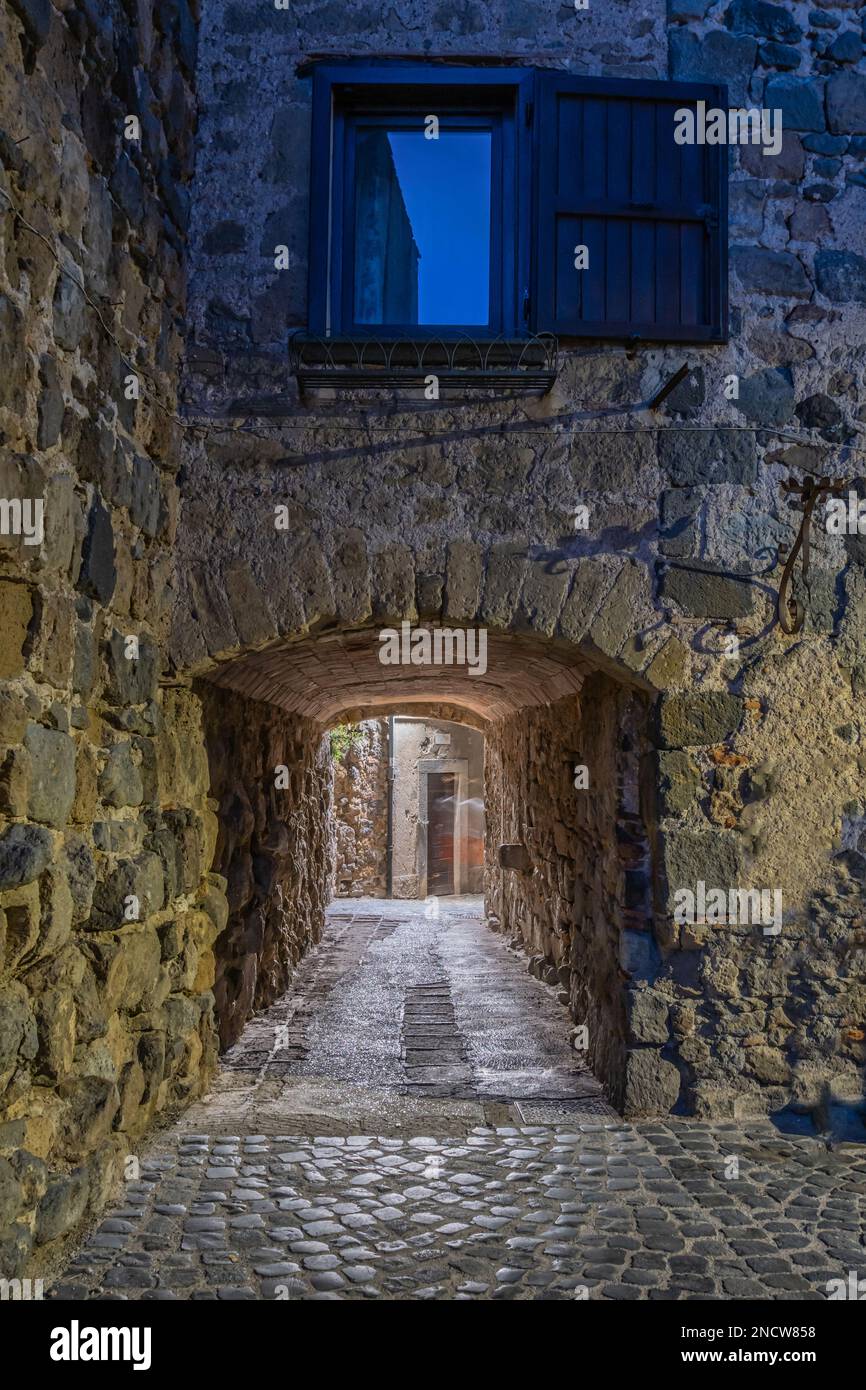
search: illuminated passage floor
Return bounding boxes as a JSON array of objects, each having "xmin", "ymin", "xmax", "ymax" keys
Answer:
[{"xmin": 48, "ymin": 901, "xmax": 866, "ymax": 1301}]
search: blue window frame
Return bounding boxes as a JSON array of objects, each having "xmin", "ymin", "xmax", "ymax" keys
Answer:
[
  {"xmin": 309, "ymin": 64, "xmax": 532, "ymax": 340},
  {"xmin": 307, "ymin": 63, "xmax": 728, "ymax": 344}
]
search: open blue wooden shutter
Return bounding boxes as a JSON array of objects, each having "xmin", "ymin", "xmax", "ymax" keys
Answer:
[{"xmin": 532, "ymin": 73, "xmax": 728, "ymax": 342}]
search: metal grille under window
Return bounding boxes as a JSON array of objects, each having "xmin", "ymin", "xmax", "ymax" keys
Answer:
[{"xmin": 290, "ymin": 332, "xmax": 559, "ymax": 393}]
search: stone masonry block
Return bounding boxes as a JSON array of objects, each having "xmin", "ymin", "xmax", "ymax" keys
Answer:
[
  {"xmin": 658, "ymin": 429, "xmax": 757, "ymax": 486},
  {"xmin": 659, "ymin": 561, "xmax": 754, "ymax": 619},
  {"xmin": 557, "ymin": 559, "xmax": 614, "ymax": 645},
  {"xmin": 331, "ymin": 528, "xmax": 371, "ymax": 625},
  {"xmin": 0, "ymin": 582, "xmax": 33, "ymax": 679},
  {"xmin": 656, "ymin": 749, "xmax": 705, "ymax": 815},
  {"xmin": 623, "ymin": 1048, "xmax": 681, "ymax": 1117},
  {"xmin": 223, "ymin": 564, "xmax": 276, "ymax": 648},
  {"xmin": 518, "ymin": 559, "xmax": 571, "ymax": 636},
  {"xmin": 444, "ymin": 541, "xmax": 483, "ymax": 623},
  {"xmin": 24, "ymin": 724, "xmax": 76, "ymax": 828},
  {"xmin": 479, "ymin": 545, "xmax": 528, "ymax": 629},
  {"xmin": 371, "ymin": 544, "xmax": 417, "ymax": 624},
  {"xmin": 658, "ymin": 691, "xmax": 745, "ymax": 748},
  {"xmin": 662, "ymin": 827, "xmax": 743, "ymax": 890}
]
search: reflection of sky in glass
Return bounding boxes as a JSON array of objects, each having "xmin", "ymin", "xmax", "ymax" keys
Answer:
[{"xmin": 387, "ymin": 131, "xmax": 491, "ymax": 325}]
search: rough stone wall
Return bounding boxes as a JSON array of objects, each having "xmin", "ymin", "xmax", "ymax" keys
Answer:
[
  {"xmin": 198, "ymin": 685, "xmax": 331, "ymax": 1050},
  {"xmin": 332, "ymin": 719, "xmax": 389, "ymax": 899},
  {"xmin": 485, "ymin": 675, "xmax": 652, "ymax": 1111},
  {"xmin": 174, "ymin": 0, "xmax": 866, "ymax": 1125},
  {"xmin": 652, "ymin": 671, "xmax": 866, "ymax": 1123},
  {"xmin": 0, "ymin": 0, "xmax": 218, "ymax": 1277}
]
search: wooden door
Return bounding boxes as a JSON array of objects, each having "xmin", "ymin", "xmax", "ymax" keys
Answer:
[{"xmin": 427, "ymin": 772, "xmax": 456, "ymax": 896}]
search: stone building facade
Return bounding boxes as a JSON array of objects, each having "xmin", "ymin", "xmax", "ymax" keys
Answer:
[
  {"xmin": 178, "ymin": 0, "xmax": 866, "ymax": 1122},
  {"xmin": 0, "ymin": 0, "xmax": 865, "ymax": 1276},
  {"xmin": 391, "ymin": 717, "xmax": 485, "ymax": 898},
  {"xmin": 332, "ymin": 716, "xmax": 485, "ymax": 899}
]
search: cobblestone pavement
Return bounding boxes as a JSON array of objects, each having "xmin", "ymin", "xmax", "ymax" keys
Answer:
[{"xmin": 49, "ymin": 900, "xmax": 866, "ymax": 1301}]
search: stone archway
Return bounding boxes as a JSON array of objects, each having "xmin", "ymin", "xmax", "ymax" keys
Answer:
[
  {"xmin": 164, "ymin": 522, "xmax": 865, "ymax": 1129},
  {"xmin": 170, "ymin": 592, "xmax": 665, "ymax": 1114}
]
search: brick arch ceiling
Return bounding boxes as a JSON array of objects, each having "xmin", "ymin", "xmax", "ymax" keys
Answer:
[{"xmin": 202, "ymin": 627, "xmax": 590, "ymax": 725}]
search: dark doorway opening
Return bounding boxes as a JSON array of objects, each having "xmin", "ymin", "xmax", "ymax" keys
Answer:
[{"xmin": 426, "ymin": 771, "xmax": 456, "ymax": 896}]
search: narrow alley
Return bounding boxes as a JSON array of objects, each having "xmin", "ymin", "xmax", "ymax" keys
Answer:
[
  {"xmin": 48, "ymin": 901, "xmax": 866, "ymax": 1302},
  {"xmin": 181, "ymin": 896, "xmax": 613, "ymax": 1131},
  {"xmin": 5, "ymin": 0, "xmax": 866, "ymax": 1350}
]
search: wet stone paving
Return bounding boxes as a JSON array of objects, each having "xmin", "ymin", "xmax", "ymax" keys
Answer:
[{"xmin": 49, "ymin": 900, "xmax": 866, "ymax": 1301}]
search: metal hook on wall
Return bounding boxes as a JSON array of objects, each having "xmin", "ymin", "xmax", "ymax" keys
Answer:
[{"xmin": 775, "ymin": 474, "xmax": 850, "ymax": 635}]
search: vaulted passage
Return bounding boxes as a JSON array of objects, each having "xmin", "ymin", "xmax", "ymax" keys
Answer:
[
  {"xmin": 193, "ymin": 623, "xmax": 654, "ymax": 1115},
  {"xmin": 204, "ymin": 627, "xmax": 589, "ymax": 724}
]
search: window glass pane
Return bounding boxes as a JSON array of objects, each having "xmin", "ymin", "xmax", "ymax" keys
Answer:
[{"xmin": 354, "ymin": 128, "xmax": 492, "ymax": 327}]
